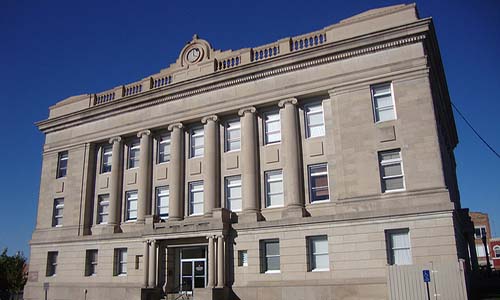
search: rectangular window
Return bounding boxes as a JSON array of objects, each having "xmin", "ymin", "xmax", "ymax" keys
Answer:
[
  {"xmin": 308, "ymin": 236, "xmax": 329, "ymax": 271},
  {"xmin": 56, "ymin": 151, "xmax": 68, "ymax": 178},
  {"xmin": 157, "ymin": 134, "xmax": 171, "ymax": 163},
  {"xmin": 305, "ymin": 102, "xmax": 325, "ymax": 138},
  {"xmin": 225, "ymin": 176, "xmax": 242, "ymax": 212},
  {"xmin": 190, "ymin": 127, "xmax": 204, "ymax": 158},
  {"xmin": 265, "ymin": 170, "xmax": 283, "ymax": 208},
  {"xmin": 225, "ymin": 119, "xmax": 241, "ymax": 152},
  {"xmin": 378, "ymin": 149, "xmax": 405, "ymax": 192},
  {"xmin": 264, "ymin": 111, "xmax": 281, "ymax": 144},
  {"xmin": 114, "ymin": 248, "xmax": 127, "ymax": 276},
  {"xmin": 85, "ymin": 250, "xmax": 98, "ymax": 276},
  {"xmin": 125, "ymin": 191, "xmax": 138, "ymax": 221},
  {"xmin": 238, "ymin": 250, "xmax": 248, "ymax": 267},
  {"xmin": 156, "ymin": 186, "xmax": 169, "ymax": 220},
  {"xmin": 97, "ymin": 194, "xmax": 109, "ymax": 224},
  {"xmin": 372, "ymin": 83, "xmax": 396, "ymax": 122},
  {"xmin": 261, "ymin": 240, "xmax": 280, "ymax": 273},
  {"xmin": 46, "ymin": 251, "xmax": 58, "ymax": 276},
  {"xmin": 475, "ymin": 244, "xmax": 488, "ymax": 257},
  {"xmin": 474, "ymin": 226, "xmax": 487, "ymax": 239},
  {"xmin": 52, "ymin": 198, "xmax": 64, "ymax": 227},
  {"xmin": 100, "ymin": 145, "xmax": 112, "ymax": 173},
  {"xmin": 308, "ymin": 164, "xmax": 329, "ymax": 203},
  {"xmin": 189, "ymin": 181, "xmax": 204, "ymax": 216},
  {"xmin": 128, "ymin": 140, "xmax": 140, "ymax": 169},
  {"xmin": 386, "ymin": 229, "xmax": 412, "ymax": 265}
]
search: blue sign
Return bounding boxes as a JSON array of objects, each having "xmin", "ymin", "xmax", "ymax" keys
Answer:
[{"xmin": 422, "ymin": 270, "xmax": 431, "ymax": 282}]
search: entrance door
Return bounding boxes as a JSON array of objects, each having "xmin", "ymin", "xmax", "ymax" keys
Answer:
[{"xmin": 180, "ymin": 247, "xmax": 207, "ymax": 293}]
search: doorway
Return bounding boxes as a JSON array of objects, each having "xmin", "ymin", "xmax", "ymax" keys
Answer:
[{"xmin": 180, "ymin": 247, "xmax": 207, "ymax": 293}]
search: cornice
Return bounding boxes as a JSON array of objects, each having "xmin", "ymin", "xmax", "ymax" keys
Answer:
[{"xmin": 37, "ymin": 20, "xmax": 430, "ymax": 133}]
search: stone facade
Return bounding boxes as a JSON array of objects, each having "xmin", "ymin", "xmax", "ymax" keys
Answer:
[{"xmin": 25, "ymin": 4, "xmax": 475, "ymax": 300}]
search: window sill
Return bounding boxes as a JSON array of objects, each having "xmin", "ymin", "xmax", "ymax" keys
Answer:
[
  {"xmin": 310, "ymin": 200, "xmax": 330, "ymax": 204},
  {"xmin": 383, "ymin": 188, "xmax": 406, "ymax": 194},
  {"xmin": 311, "ymin": 268, "xmax": 330, "ymax": 272},
  {"xmin": 157, "ymin": 161, "xmax": 170, "ymax": 165},
  {"xmin": 264, "ymin": 205, "xmax": 284, "ymax": 209},
  {"xmin": 125, "ymin": 220, "xmax": 137, "ymax": 223},
  {"xmin": 264, "ymin": 142, "xmax": 281, "ymax": 146},
  {"xmin": 375, "ymin": 119, "xmax": 397, "ymax": 125},
  {"xmin": 306, "ymin": 135, "xmax": 325, "ymax": 140},
  {"xmin": 264, "ymin": 270, "xmax": 280, "ymax": 274},
  {"xmin": 117, "ymin": 274, "xmax": 127, "ymax": 277},
  {"xmin": 225, "ymin": 149, "xmax": 241, "ymax": 153}
]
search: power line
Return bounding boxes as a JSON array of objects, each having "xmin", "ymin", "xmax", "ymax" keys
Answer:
[{"xmin": 451, "ymin": 101, "xmax": 499, "ymax": 159}]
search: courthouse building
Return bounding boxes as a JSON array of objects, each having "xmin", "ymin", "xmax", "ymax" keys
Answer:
[{"xmin": 25, "ymin": 4, "xmax": 477, "ymax": 300}]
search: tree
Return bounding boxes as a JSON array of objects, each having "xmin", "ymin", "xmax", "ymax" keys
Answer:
[{"xmin": 0, "ymin": 248, "xmax": 28, "ymax": 300}]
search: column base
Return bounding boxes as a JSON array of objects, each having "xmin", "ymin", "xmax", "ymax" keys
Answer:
[
  {"xmin": 238, "ymin": 211, "xmax": 263, "ymax": 223},
  {"xmin": 281, "ymin": 206, "xmax": 307, "ymax": 219}
]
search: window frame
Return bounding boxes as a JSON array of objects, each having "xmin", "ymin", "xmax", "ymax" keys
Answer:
[
  {"xmin": 156, "ymin": 186, "xmax": 169, "ymax": 220},
  {"xmin": 52, "ymin": 198, "xmax": 64, "ymax": 227},
  {"xmin": 260, "ymin": 239, "xmax": 280, "ymax": 274},
  {"xmin": 386, "ymin": 228, "xmax": 412, "ymax": 266},
  {"xmin": 224, "ymin": 118, "xmax": 241, "ymax": 152},
  {"xmin": 371, "ymin": 82, "xmax": 397, "ymax": 123},
  {"xmin": 114, "ymin": 248, "xmax": 127, "ymax": 276},
  {"xmin": 100, "ymin": 145, "xmax": 112, "ymax": 174},
  {"xmin": 264, "ymin": 169, "xmax": 284, "ymax": 208},
  {"xmin": 56, "ymin": 151, "xmax": 68, "ymax": 178},
  {"xmin": 97, "ymin": 194, "xmax": 110, "ymax": 224},
  {"xmin": 308, "ymin": 235, "xmax": 329, "ymax": 272},
  {"xmin": 263, "ymin": 111, "xmax": 281, "ymax": 145},
  {"xmin": 238, "ymin": 250, "xmax": 248, "ymax": 267},
  {"xmin": 308, "ymin": 163, "xmax": 330, "ymax": 203},
  {"xmin": 474, "ymin": 226, "xmax": 487, "ymax": 239},
  {"xmin": 494, "ymin": 246, "xmax": 500, "ymax": 258},
  {"xmin": 157, "ymin": 134, "xmax": 171, "ymax": 164},
  {"xmin": 304, "ymin": 101, "xmax": 326, "ymax": 138},
  {"xmin": 189, "ymin": 126, "xmax": 204, "ymax": 158},
  {"xmin": 225, "ymin": 175, "xmax": 242, "ymax": 212},
  {"xmin": 127, "ymin": 139, "xmax": 140, "ymax": 169},
  {"xmin": 188, "ymin": 181, "xmax": 204, "ymax": 216},
  {"xmin": 125, "ymin": 190, "xmax": 138, "ymax": 222},
  {"xmin": 46, "ymin": 251, "xmax": 58, "ymax": 277},
  {"xmin": 85, "ymin": 249, "xmax": 98, "ymax": 276},
  {"xmin": 378, "ymin": 149, "xmax": 405, "ymax": 193}
]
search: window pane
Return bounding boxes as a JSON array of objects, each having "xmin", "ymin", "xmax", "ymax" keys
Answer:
[
  {"xmin": 313, "ymin": 254, "xmax": 329, "ymax": 270},
  {"xmin": 266, "ymin": 242, "xmax": 279, "ymax": 256},
  {"xmin": 158, "ymin": 136, "xmax": 171, "ymax": 163},
  {"xmin": 375, "ymin": 94, "xmax": 393, "ymax": 108},
  {"xmin": 373, "ymin": 84, "xmax": 391, "ymax": 95},
  {"xmin": 193, "ymin": 203, "xmax": 203, "ymax": 215},
  {"xmin": 376, "ymin": 108, "xmax": 395, "ymax": 122},
  {"xmin": 266, "ymin": 120, "xmax": 280, "ymax": 132},
  {"xmin": 230, "ymin": 199, "xmax": 242, "ymax": 211},
  {"xmin": 383, "ymin": 177, "xmax": 404, "ymax": 191},
  {"xmin": 227, "ymin": 140, "xmax": 241, "ymax": 151},
  {"xmin": 380, "ymin": 151, "xmax": 400, "ymax": 161},
  {"xmin": 393, "ymin": 249, "xmax": 411, "ymax": 265},
  {"xmin": 268, "ymin": 181, "xmax": 283, "ymax": 194},
  {"xmin": 307, "ymin": 112, "xmax": 324, "ymax": 126},
  {"xmin": 382, "ymin": 164, "xmax": 402, "ymax": 177},
  {"xmin": 312, "ymin": 238, "xmax": 328, "ymax": 254},
  {"xmin": 308, "ymin": 125, "xmax": 325, "ymax": 138},
  {"xmin": 266, "ymin": 256, "xmax": 280, "ymax": 271},
  {"xmin": 266, "ymin": 132, "xmax": 281, "ymax": 144}
]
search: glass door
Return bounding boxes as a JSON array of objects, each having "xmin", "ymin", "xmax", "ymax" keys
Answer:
[{"xmin": 180, "ymin": 247, "xmax": 207, "ymax": 293}]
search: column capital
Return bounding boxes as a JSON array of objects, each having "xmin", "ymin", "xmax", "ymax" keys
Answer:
[
  {"xmin": 278, "ymin": 98, "xmax": 298, "ymax": 108},
  {"xmin": 167, "ymin": 122, "xmax": 184, "ymax": 131},
  {"xmin": 238, "ymin": 106, "xmax": 257, "ymax": 116},
  {"xmin": 201, "ymin": 115, "xmax": 219, "ymax": 124},
  {"xmin": 137, "ymin": 129, "xmax": 152, "ymax": 138},
  {"xmin": 109, "ymin": 136, "xmax": 122, "ymax": 144},
  {"xmin": 206, "ymin": 235, "xmax": 216, "ymax": 240}
]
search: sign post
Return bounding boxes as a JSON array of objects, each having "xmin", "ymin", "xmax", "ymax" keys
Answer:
[{"xmin": 422, "ymin": 270, "xmax": 431, "ymax": 300}]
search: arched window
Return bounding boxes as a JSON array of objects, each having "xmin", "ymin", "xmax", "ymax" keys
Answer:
[{"xmin": 494, "ymin": 246, "xmax": 500, "ymax": 258}]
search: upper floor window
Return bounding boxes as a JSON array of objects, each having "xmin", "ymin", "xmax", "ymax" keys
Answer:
[
  {"xmin": 305, "ymin": 102, "xmax": 325, "ymax": 138},
  {"xmin": 260, "ymin": 239, "xmax": 280, "ymax": 273},
  {"xmin": 114, "ymin": 248, "xmax": 127, "ymax": 276},
  {"xmin": 156, "ymin": 186, "xmax": 169, "ymax": 220},
  {"xmin": 265, "ymin": 170, "xmax": 283, "ymax": 208},
  {"xmin": 494, "ymin": 246, "xmax": 500, "ymax": 258},
  {"xmin": 56, "ymin": 151, "xmax": 68, "ymax": 178},
  {"xmin": 378, "ymin": 149, "xmax": 405, "ymax": 192},
  {"xmin": 190, "ymin": 127, "xmax": 204, "ymax": 158},
  {"xmin": 100, "ymin": 145, "xmax": 112, "ymax": 173},
  {"xmin": 474, "ymin": 226, "xmax": 487, "ymax": 239},
  {"xmin": 46, "ymin": 251, "xmax": 58, "ymax": 277},
  {"xmin": 157, "ymin": 134, "xmax": 171, "ymax": 163},
  {"xmin": 308, "ymin": 236, "xmax": 329, "ymax": 271},
  {"xmin": 264, "ymin": 111, "xmax": 281, "ymax": 144},
  {"xmin": 52, "ymin": 198, "xmax": 64, "ymax": 227},
  {"xmin": 85, "ymin": 249, "xmax": 98, "ymax": 276},
  {"xmin": 371, "ymin": 83, "xmax": 396, "ymax": 122},
  {"xmin": 128, "ymin": 140, "xmax": 140, "ymax": 169},
  {"xmin": 386, "ymin": 229, "xmax": 412, "ymax": 265},
  {"xmin": 125, "ymin": 191, "xmax": 138, "ymax": 221},
  {"xmin": 97, "ymin": 194, "xmax": 109, "ymax": 224},
  {"xmin": 308, "ymin": 164, "xmax": 329, "ymax": 203},
  {"xmin": 188, "ymin": 181, "xmax": 204, "ymax": 216},
  {"xmin": 238, "ymin": 250, "xmax": 248, "ymax": 267},
  {"xmin": 225, "ymin": 176, "xmax": 242, "ymax": 212},
  {"xmin": 225, "ymin": 119, "xmax": 241, "ymax": 152}
]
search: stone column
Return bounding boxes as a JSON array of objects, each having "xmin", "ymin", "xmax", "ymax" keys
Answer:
[
  {"xmin": 207, "ymin": 235, "xmax": 215, "ymax": 288},
  {"xmin": 108, "ymin": 136, "xmax": 122, "ymax": 227},
  {"xmin": 238, "ymin": 107, "xmax": 259, "ymax": 217},
  {"xmin": 278, "ymin": 98, "xmax": 304, "ymax": 216},
  {"xmin": 137, "ymin": 130, "xmax": 152, "ymax": 223},
  {"xmin": 216, "ymin": 235, "xmax": 225, "ymax": 288},
  {"xmin": 167, "ymin": 123, "xmax": 184, "ymax": 221},
  {"xmin": 143, "ymin": 240, "xmax": 150, "ymax": 287},
  {"xmin": 201, "ymin": 115, "xmax": 219, "ymax": 216},
  {"xmin": 148, "ymin": 239, "xmax": 157, "ymax": 287}
]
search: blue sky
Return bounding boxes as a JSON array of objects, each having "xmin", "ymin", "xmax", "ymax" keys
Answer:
[{"xmin": 0, "ymin": 0, "xmax": 498, "ymax": 257}]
